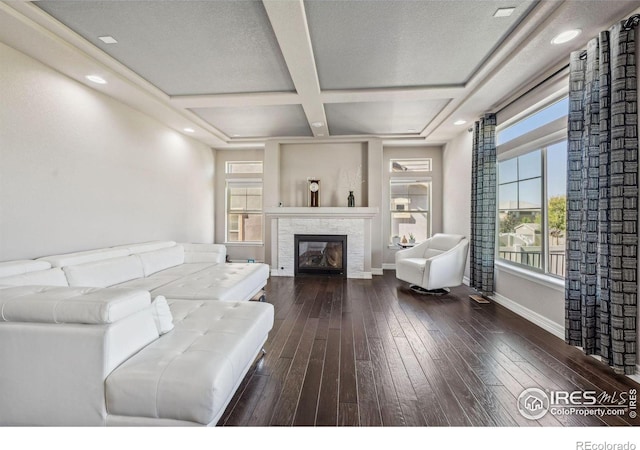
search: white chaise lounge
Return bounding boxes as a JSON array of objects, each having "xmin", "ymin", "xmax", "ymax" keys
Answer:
[{"xmin": 0, "ymin": 241, "xmax": 274, "ymax": 426}]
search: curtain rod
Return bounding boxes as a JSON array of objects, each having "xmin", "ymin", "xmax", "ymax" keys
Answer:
[{"xmin": 579, "ymin": 13, "xmax": 640, "ymax": 60}]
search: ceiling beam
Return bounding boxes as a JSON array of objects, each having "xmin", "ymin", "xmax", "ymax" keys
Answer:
[
  {"xmin": 171, "ymin": 92, "xmax": 301, "ymax": 109},
  {"xmin": 321, "ymin": 85, "xmax": 464, "ymax": 104},
  {"xmin": 262, "ymin": 0, "xmax": 328, "ymax": 137}
]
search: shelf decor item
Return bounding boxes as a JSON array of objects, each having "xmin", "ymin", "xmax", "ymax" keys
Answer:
[
  {"xmin": 308, "ymin": 179, "xmax": 320, "ymax": 207},
  {"xmin": 348, "ymin": 191, "xmax": 355, "ymax": 207}
]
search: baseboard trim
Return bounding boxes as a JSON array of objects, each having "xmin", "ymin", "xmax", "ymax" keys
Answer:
[
  {"xmin": 382, "ymin": 263, "xmax": 395, "ymax": 271},
  {"xmin": 371, "ymin": 268, "xmax": 383, "ymax": 276},
  {"xmin": 490, "ymin": 292, "xmax": 564, "ymax": 340},
  {"xmin": 463, "ymin": 276, "xmax": 470, "ymax": 286}
]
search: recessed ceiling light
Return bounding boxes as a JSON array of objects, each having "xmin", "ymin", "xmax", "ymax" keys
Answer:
[
  {"xmin": 317, "ymin": 133, "xmax": 325, "ymax": 136},
  {"xmin": 493, "ymin": 7, "xmax": 515, "ymax": 17},
  {"xmin": 85, "ymin": 75, "xmax": 107, "ymax": 84},
  {"xmin": 311, "ymin": 121, "xmax": 324, "ymax": 128},
  {"xmin": 232, "ymin": 134, "xmax": 241, "ymax": 137},
  {"xmin": 98, "ymin": 36, "xmax": 118, "ymax": 44},
  {"xmin": 454, "ymin": 120, "xmax": 467, "ymax": 126},
  {"xmin": 183, "ymin": 128, "xmax": 195, "ymax": 133},
  {"xmin": 551, "ymin": 29, "xmax": 582, "ymax": 45},
  {"xmin": 407, "ymin": 128, "xmax": 417, "ymax": 133}
]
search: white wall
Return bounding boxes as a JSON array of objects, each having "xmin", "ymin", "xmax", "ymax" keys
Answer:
[
  {"xmin": 442, "ymin": 129, "xmax": 472, "ymax": 277},
  {"xmin": 279, "ymin": 142, "xmax": 367, "ymax": 207},
  {"xmin": 0, "ymin": 43, "xmax": 214, "ymax": 260}
]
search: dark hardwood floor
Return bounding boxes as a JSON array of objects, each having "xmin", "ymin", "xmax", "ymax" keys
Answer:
[{"xmin": 219, "ymin": 272, "xmax": 640, "ymax": 427}]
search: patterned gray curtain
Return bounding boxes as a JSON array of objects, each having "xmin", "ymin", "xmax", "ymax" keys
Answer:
[
  {"xmin": 470, "ymin": 114, "xmax": 497, "ymax": 295},
  {"xmin": 565, "ymin": 18, "xmax": 638, "ymax": 375}
]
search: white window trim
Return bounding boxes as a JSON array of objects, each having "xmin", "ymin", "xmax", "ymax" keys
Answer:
[{"xmin": 495, "ymin": 260, "xmax": 565, "ymax": 293}]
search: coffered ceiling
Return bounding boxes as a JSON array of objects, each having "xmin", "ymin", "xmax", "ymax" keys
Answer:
[{"xmin": 1, "ymin": 0, "xmax": 639, "ymax": 148}]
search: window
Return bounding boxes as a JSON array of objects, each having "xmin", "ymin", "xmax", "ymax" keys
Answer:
[
  {"xmin": 226, "ymin": 181, "xmax": 263, "ymax": 243},
  {"xmin": 390, "ymin": 158, "xmax": 432, "ymax": 172},
  {"xmin": 496, "ymin": 98, "xmax": 567, "ymax": 278},
  {"xmin": 498, "ymin": 97, "xmax": 569, "ymax": 145},
  {"xmin": 390, "ymin": 180, "xmax": 431, "ymax": 243},
  {"xmin": 226, "ymin": 161, "xmax": 263, "ymax": 174},
  {"xmin": 225, "ymin": 161, "xmax": 263, "ymax": 243}
]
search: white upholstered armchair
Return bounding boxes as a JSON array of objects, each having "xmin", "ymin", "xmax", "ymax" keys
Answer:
[{"xmin": 395, "ymin": 233, "xmax": 469, "ymax": 295}]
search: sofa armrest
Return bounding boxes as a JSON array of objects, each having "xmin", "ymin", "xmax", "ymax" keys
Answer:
[
  {"xmin": 423, "ymin": 240, "xmax": 469, "ymax": 289},
  {"xmin": 0, "ymin": 286, "xmax": 159, "ymax": 426}
]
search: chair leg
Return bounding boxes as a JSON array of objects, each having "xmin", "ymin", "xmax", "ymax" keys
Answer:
[{"xmin": 410, "ymin": 285, "xmax": 450, "ymax": 296}]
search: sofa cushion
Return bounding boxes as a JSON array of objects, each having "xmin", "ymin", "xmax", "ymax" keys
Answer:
[
  {"xmin": 0, "ymin": 260, "xmax": 51, "ymax": 278},
  {"xmin": 151, "ymin": 263, "xmax": 269, "ymax": 302},
  {"xmin": 183, "ymin": 252, "xmax": 224, "ymax": 264},
  {"xmin": 114, "ymin": 276, "xmax": 179, "ymax": 292},
  {"xmin": 105, "ymin": 300, "xmax": 274, "ymax": 425},
  {"xmin": 0, "ymin": 286, "xmax": 151, "ymax": 324},
  {"xmin": 37, "ymin": 248, "xmax": 131, "ymax": 268},
  {"xmin": 0, "ymin": 268, "xmax": 69, "ymax": 287},
  {"xmin": 136, "ymin": 245, "xmax": 185, "ymax": 277},
  {"xmin": 182, "ymin": 243, "xmax": 226, "ymax": 264},
  {"xmin": 113, "ymin": 241, "xmax": 176, "ymax": 254},
  {"xmin": 150, "ymin": 296, "xmax": 173, "ymax": 335},
  {"xmin": 63, "ymin": 255, "xmax": 144, "ymax": 288},
  {"xmin": 149, "ymin": 263, "xmax": 214, "ymax": 278}
]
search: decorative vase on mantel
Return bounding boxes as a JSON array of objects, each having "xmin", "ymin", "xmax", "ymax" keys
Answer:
[{"xmin": 347, "ymin": 191, "xmax": 355, "ymax": 207}]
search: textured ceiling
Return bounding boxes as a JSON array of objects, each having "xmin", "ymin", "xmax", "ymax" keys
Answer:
[
  {"xmin": 36, "ymin": 0, "xmax": 295, "ymax": 96},
  {"xmin": 326, "ymin": 100, "xmax": 450, "ymax": 136},
  {"xmin": 11, "ymin": 0, "xmax": 639, "ymax": 146},
  {"xmin": 305, "ymin": 0, "xmax": 534, "ymax": 90},
  {"xmin": 191, "ymin": 105, "xmax": 312, "ymax": 138}
]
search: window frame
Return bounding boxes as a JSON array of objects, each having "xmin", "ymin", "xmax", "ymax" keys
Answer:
[
  {"xmin": 225, "ymin": 177, "xmax": 264, "ymax": 245},
  {"xmin": 495, "ymin": 97, "xmax": 568, "ymax": 279},
  {"xmin": 389, "ymin": 177, "xmax": 432, "ymax": 244}
]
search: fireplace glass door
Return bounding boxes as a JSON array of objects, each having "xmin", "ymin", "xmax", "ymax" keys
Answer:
[{"xmin": 294, "ymin": 234, "xmax": 347, "ymax": 277}]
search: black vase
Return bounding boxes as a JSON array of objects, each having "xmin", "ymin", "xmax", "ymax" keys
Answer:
[{"xmin": 348, "ymin": 191, "xmax": 355, "ymax": 207}]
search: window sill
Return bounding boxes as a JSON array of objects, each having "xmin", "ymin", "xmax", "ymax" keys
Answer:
[{"xmin": 495, "ymin": 260, "xmax": 564, "ymax": 293}]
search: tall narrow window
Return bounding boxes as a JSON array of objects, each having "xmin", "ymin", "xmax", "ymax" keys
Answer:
[
  {"xmin": 225, "ymin": 161, "xmax": 263, "ymax": 243},
  {"xmin": 226, "ymin": 181, "xmax": 263, "ymax": 243},
  {"xmin": 390, "ymin": 179, "xmax": 431, "ymax": 243}
]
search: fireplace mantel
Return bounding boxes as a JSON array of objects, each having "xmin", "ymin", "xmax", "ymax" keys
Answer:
[
  {"xmin": 266, "ymin": 207, "xmax": 378, "ymax": 279},
  {"xmin": 265, "ymin": 207, "xmax": 379, "ymax": 219}
]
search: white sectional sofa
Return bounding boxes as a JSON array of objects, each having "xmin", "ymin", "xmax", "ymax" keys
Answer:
[{"xmin": 0, "ymin": 241, "xmax": 273, "ymax": 426}]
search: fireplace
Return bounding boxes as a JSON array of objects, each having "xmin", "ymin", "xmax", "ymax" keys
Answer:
[{"xmin": 294, "ymin": 234, "xmax": 347, "ymax": 277}]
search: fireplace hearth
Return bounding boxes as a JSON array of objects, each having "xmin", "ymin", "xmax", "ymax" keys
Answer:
[{"xmin": 294, "ymin": 234, "xmax": 347, "ymax": 277}]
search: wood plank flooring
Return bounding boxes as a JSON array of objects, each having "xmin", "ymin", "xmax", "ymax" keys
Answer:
[{"xmin": 219, "ymin": 272, "xmax": 640, "ymax": 427}]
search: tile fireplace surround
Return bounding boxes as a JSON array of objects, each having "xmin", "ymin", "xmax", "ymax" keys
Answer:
[{"xmin": 265, "ymin": 207, "xmax": 379, "ymax": 279}]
